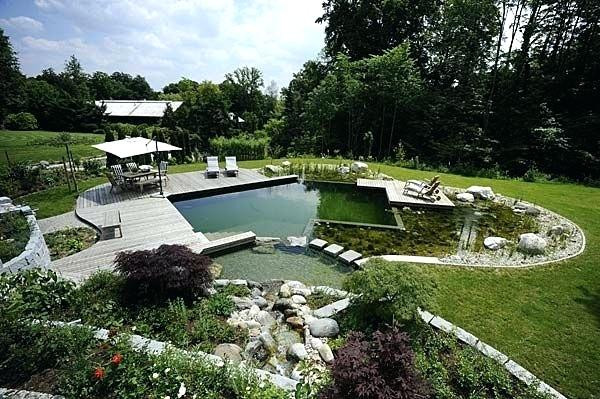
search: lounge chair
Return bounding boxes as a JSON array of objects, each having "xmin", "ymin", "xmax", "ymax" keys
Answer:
[
  {"xmin": 159, "ymin": 161, "xmax": 169, "ymax": 182},
  {"xmin": 126, "ymin": 162, "xmax": 138, "ymax": 173},
  {"xmin": 225, "ymin": 156, "xmax": 239, "ymax": 176},
  {"xmin": 106, "ymin": 172, "xmax": 129, "ymax": 193},
  {"xmin": 405, "ymin": 175, "xmax": 439, "ymax": 193},
  {"xmin": 206, "ymin": 156, "xmax": 220, "ymax": 178},
  {"xmin": 405, "ymin": 181, "xmax": 442, "ymax": 202}
]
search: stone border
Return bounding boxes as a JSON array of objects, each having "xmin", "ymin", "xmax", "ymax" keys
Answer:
[
  {"xmin": 0, "ymin": 388, "xmax": 63, "ymax": 398},
  {"xmin": 0, "ymin": 200, "xmax": 51, "ymax": 273},
  {"xmin": 417, "ymin": 310, "xmax": 566, "ymax": 399},
  {"xmin": 306, "ymin": 287, "xmax": 567, "ymax": 399},
  {"xmin": 40, "ymin": 320, "xmax": 298, "ymax": 392}
]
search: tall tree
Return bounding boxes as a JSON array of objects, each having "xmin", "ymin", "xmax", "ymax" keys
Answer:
[{"xmin": 0, "ymin": 28, "xmax": 25, "ymax": 123}]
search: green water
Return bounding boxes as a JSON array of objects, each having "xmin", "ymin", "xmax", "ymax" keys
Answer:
[
  {"xmin": 216, "ymin": 247, "xmax": 353, "ymax": 288},
  {"xmin": 172, "ymin": 181, "xmax": 395, "ymax": 238}
]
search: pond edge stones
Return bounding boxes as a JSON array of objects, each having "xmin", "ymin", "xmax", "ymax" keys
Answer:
[{"xmin": 323, "ymin": 244, "xmax": 344, "ymax": 256}]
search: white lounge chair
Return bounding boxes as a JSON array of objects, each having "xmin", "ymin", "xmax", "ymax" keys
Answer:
[
  {"xmin": 206, "ymin": 156, "xmax": 220, "ymax": 178},
  {"xmin": 225, "ymin": 156, "xmax": 239, "ymax": 176}
]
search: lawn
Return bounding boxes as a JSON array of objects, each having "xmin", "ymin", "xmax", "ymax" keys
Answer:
[
  {"xmin": 16, "ymin": 157, "xmax": 600, "ymax": 398},
  {"xmin": 0, "ymin": 130, "xmax": 103, "ymax": 165}
]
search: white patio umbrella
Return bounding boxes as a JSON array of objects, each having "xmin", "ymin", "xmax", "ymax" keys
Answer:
[
  {"xmin": 93, "ymin": 136, "xmax": 181, "ymax": 196},
  {"xmin": 92, "ymin": 136, "xmax": 181, "ymax": 158}
]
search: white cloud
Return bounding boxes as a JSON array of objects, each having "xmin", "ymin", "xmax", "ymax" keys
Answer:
[
  {"xmin": 0, "ymin": 16, "xmax": 44, "ymax": 32},
  {"xmin": 18, "ymin": 0, "xmax": 325, "ymax": 90}
]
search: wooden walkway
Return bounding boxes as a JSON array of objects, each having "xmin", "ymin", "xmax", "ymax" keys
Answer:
[
  {"xmin": 51, "ymin": 169, "xmax": 297, "ymax": 281},
  {"xmin": 356, "ymin": 178, "xmax": 455, "ymax": 209}
]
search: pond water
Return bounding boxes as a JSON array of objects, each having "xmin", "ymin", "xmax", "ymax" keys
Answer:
[
  {"xmin": 171, "ymin": 181, "xmax": 392, "ymax": 285},
  {"xmin": 172, "ymin": 181, "xmax": 395, "ymax": 238}
]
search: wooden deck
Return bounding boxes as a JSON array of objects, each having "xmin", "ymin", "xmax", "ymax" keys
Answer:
[
  {"xmin": 51, "ymin": 169, "xmax": 297, "ymax": 281},
  {"xmin": 356, "ymin": 178, "xmax": 455, "ymax": 209}
]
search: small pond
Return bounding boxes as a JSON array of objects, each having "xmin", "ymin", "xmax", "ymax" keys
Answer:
[{"xmin": 172, "ymin": 181, "xmax": 395, "ymax": 238}]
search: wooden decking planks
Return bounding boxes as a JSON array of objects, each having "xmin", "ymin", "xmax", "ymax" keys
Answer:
[
  {"xmin": 356, "ymin": 178, "xmax": 455, "ymax": 209},
  {"xmin": 190, "ymin": 231, "xmax": 257, "ymax": 255},
  {"xmin": 52, "ymin": 169, "xmax": 299, "ymax": 281}
]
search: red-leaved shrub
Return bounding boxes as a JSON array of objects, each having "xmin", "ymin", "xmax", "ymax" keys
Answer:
[
  {"xmin": 114, "ymin": 244, "xmax": 213, "ymax": 303},
  {"xmin": 319, "ymin": 327, "xmax": 429, "ymax": 399}
]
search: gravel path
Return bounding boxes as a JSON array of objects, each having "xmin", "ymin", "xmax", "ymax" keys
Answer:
[{"xmin": 37, "ymin": 211, "xmax": 91, "ymax": 234}]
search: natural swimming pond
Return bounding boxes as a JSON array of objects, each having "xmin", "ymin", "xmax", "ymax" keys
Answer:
[{"xmin": 172, "ymin": 181, "xmax": 395, "ymax": 238}]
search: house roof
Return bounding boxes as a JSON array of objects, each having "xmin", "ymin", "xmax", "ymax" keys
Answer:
[{"xmin": 95, "ymin": 100, "xmax": 183, "ymax": 118}]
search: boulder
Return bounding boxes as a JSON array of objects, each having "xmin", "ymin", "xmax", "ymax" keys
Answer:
[
  {"xmin": 287, "ymin": 281, "xmax": 307, "ymax": 290},
  {"xmin": 466, "ymin": 186, "xmax": 495, "ymax": 200},
  {"xmin": 287, "ymin": 236, "xmax": 307, "ymax": 247},
  {"xmin": 291, "ymin": 295, "xmax": 307, "ymax": 305},
  {"xmin": 248, "ymin": 305, "xmax": 260, "ymax": 318},
  {"xmin": 337, "ymin": 166, "xmax": 350, "ymax": 174},
  {"xmin": 318, "ymin": 343, "xmax": 335, "ymax": 364},
  {"xmin": 549, "ymin": 225, "xmax": 566, "ymax": 236},
  {"xmin": 252, "ymin": 296, "xmax": 268, "ymax": 309},
  {"xmin": 264, "ymin": 164, "xmax": 282, "ymax": 174},
  {"xmin": 287, "ymin": 343, "xmax": 308, "ymax": 361},
  {"xmin": 232, "ymin": 296, "xmax": 253, "ymax": 309},
  {"xmin": 281, "ymin": 161, "xmax": 291, "ymax": 167},
  {"xmin": 309, "ymin": 318, "xmax": 339, "ymax": 337},
  {"xmin": 310, "ymin": 337, "xmax": 324, "ymax": 350},
  {"xmin": 513, "ymin": 202, "xmax": 540, "ymax": 216},
  {"xmin": 244, "ymin": 340, "xmax": 268, "ymax": 362},
  {"xmin": 279, "ymin": 283, "xmax": 292, "ymax": 298},
  {"xmin": 256, "ymin": 310, "xmax": 276, "ymax": 327},
  {"xmin": 208, "ymin": 262, "xmax": 223, "ymax": 279},
  {"xmin": 245, "ymin": 320, "xmax": 261, "ymax": 330},
  {"xmin": 517, "ymin": 233, "xmax": 547, "ymax": 255},
  {"xmin": 291, "ymin": 288, "xmax": 312, "ymax": 297},
  {"xmin": 273, "ymin": 298, "xmax": 294, "ymax": 311},
  {"xmin": 39, "ymin": 160, "xmax": 50, "ymax": 168},
  {"xmin": 286, "ymin": 316, "xmax": 304, "ymax": 329},
  {"xmin": 456, "ymin": 192, "xmax": 475, "ymax": 203},
  {"xmin": 351, "ymin": 161, "xmax": 369, "ymax": 173},
  {"xmin": 259, "ymin": 332, "xmax": 277, "ymax": 353},
  {"xmin": 483, "ymin": 236, "xmax": 508, "ymax": 251},
  {"xmin": 213, "ymin": 344, "xmax": 243, "ymax": 364}
]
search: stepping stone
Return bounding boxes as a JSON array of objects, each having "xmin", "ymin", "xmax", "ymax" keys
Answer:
[
  {"xmin": 323, "ymin": 244, "xmax": 344, "ymax": 256},
  {"xmin": 338, "ymin": 250, "xmax": 362, "ymax": 264},
  {"xmin": 309, "ymin": 238, "xmax": 328, "ymax": 249}
]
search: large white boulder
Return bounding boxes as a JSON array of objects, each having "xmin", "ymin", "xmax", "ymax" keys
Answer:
[
  {"xmin": 287, "ymin": 343, "xmax": 308, "ymax": 361},
  {"xmin": 309, "ymin": 318, "xmax": 339, "ymax": 337},
  {"xmin": 517, "ymin": 233, "xmax": 547, "ymax": 255},
  {"xmin": 318, "ymin": 343, "xmax": 335, "ymax": 364},
  {"xmin": 213, "ymin": 343, "xmax": 243, "ymax": 364},
  {"xmin": 456, "ymin": 192, "xmax": 475, "ymax": 203},
  {"xmin": 483, "ymin": 236, "xmax": 508, "ymax": 250},
  {"xmin": 350, "ymin": 161, "xmax": 369, "ymax": 173},
  {"xmin": 466, "ymin": 186, "xmax": 495, "ymax": 200}
]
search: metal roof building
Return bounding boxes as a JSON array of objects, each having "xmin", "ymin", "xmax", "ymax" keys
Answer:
[{"xmin": 95, "ymin": 100, "xmax": 183, "ymax": 118}]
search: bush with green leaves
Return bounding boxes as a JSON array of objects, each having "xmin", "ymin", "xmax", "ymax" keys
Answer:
[
  {"xmin": 3, "ymin": 112, "xmax": 38, "ymax": 130},
  {"xmin": 0, "ymin": 268, "xmax": 76, "ymax": 319},
  {"xmin": 319, "ymin": 327, "xmax": 429, "ymax": 399},
  {"xmin": 209, "ymin": 134, "xmax": 270, "ymax": 160},
  {"xmin": 342, "ymin": 259, "xmax": 436, "ymax": 326},
  {"xmin": 114, "ymin": 244, "xmax": 213, "ymax": 304},
  {"xmin": 0, "ymin": 211, "xmax": 30, "ymax": 262},
  {"xmin": 82, "ymin": 158, "xmax": 104, "ymax": 176}
]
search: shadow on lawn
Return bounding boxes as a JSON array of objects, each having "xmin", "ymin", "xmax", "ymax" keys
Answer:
[{"xmin": 575, "ymin": 285, "xmax": 600, "ymax": 326}]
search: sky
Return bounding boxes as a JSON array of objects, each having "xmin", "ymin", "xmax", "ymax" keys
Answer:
[{"xmin": 0, "ymin": 0, "xmax": 326, "ymax": 92}]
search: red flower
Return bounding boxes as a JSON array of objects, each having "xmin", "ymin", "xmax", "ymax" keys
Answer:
[
  {"xmin": 93, "ymin": 367, "xmax": 105, "ymax": 380},
  {"xmin": 111, "ymin": 353, "xmax": 123, "ymax": 365}
]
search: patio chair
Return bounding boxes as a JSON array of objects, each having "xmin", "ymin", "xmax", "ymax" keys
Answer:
[
  {"xmin": 406, "ymin": 181, "xmax": 442, "ymax": 202},
  {"xmin": 159, "ymin": 161, "xmax": 169, "ymax": 182},
  {"xmin": 111, "ymin": 164, "xmax": 125, "ymax": 179},
  {"xmin": 106, "ymin": 172, "xmax": 128, "ymax": 193},
  {"xmin": 126, "ymin": 162, "xmax": 138, "ymax": 173},
  {"xmin": 206, "ymin": 156, "xmax": 220, "ymax": 178},
  {"xmin": 225, "ymin": 156, "xmax": 239, "ymax": 176},
  {"xmin": 404, "ymin": 175, "xmax": 440, "ymax": 193}
]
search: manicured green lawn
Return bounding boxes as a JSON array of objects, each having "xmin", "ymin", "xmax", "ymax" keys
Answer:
[
  {"xmin": 0, "ymin": 130, "xmax": 103, "ymax": 165},
  {"xmin": 16, "ymin": 157, "xmax": 600, "ymax": 397}
]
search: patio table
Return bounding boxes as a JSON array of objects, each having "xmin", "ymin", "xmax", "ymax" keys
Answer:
[{"xmin": 122, "ymin": 170, "xmax": 158, "ymax": 182}]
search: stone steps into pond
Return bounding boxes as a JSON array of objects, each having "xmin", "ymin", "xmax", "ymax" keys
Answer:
[{"xmin": 309, "ymin": 239, "xmax": 363, "ymax": 266}]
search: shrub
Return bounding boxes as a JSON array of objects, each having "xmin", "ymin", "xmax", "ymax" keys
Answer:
[
  {"xmin": 343, "ymin": 259, "xmax": 436, "ymax": 326},
  {"xmin": 3, "ymin": 112, "xmax": 38, "ymax": 130},
  {"xmin": 114, "ymin": 244, "xmax": 213, "ymax": 304},
  {"xmin": 0, "ymin": 268, "xmax": 75, "ymax": 319},
  {"xmin": 319, "ymin": 327, "xmax": 429, "ymax": 399},
  {"xmin": 0, "ymin": 211, "xmax": 30, "ymax": 262},
  {"xmin": 209, "ymin": 134, "xmax": 270, "ymax": 160},
  {"xmin": 72, "ymin": 271, "xmax": 128, "ymax": 327},
  {"xmin": 82, "ymin": 158, "xmax": 104, "ymax": 176},
  {"xmin": 44, "ymin": 227, "xmax": 97, "ymax": 260}
]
